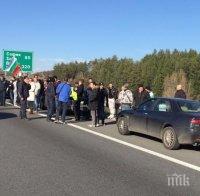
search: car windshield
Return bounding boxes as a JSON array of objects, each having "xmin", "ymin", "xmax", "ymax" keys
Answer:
[{"xmin": 177, "ymin": 100, "xmax": 200, "ymax": 113}]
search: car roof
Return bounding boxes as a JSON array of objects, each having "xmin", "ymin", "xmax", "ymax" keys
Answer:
[
  {"xmin": 156, "ymin": 97, "xmax": 191, "ymax": 101},
  {"xmin": 154, "ymin": 97, "xmax": 199, "ymax": 102}
]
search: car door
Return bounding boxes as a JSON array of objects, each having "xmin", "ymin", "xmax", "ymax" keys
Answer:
[
  {"xmin": 147, "ymin": 99, "xmax": 173, "ymax": 138},
  {"xmin": 130, "ymin": 99, "xmax": 156, "ymax": 134}
]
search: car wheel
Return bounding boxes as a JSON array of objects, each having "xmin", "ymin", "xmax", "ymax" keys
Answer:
[
  {"xmin": 162, "ymin": 127, "xmax": 180, "ymax": 150},
  {"xmin": 117, "ymin": 117, "xmax": 130, "ymax": 135}
]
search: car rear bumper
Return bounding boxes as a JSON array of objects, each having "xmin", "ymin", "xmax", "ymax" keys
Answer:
[{"xmin": 178, "ymin": 131, "xmax": 200, "ymax": 144}]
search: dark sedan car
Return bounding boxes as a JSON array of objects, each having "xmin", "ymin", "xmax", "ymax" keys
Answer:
[{"xmin": 117, "ymin": 98, "xmax": 200, "ymax": 150}]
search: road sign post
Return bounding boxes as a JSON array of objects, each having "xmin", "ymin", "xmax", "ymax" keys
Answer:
[{"xmin": 2, "ymin": 50, "xmax": 33, "ymax": 74}]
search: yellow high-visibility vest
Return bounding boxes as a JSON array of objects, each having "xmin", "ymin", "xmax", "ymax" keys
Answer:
[{"xmin": 70, "ymin": 87, "xmax": 78, "ymax": 101}]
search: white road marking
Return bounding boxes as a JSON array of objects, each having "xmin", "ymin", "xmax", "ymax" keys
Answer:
[{"xmin": 6, "ymin": 102, "xmax": 200, "ymax": 172}]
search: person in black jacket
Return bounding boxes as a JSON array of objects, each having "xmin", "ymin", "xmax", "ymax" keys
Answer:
[
  {"xmin": 174, "ymin": 85, "xmax": 186, "ymax": 99},
  {"xmin": 74, "ymin": 79, "xmax": 85, "ymax": 121},
  {"xmin": 18, "ymin": 76, "xmax": 31, "ymax": 120},
  {"xmin": 88, "ymin": 82, "xmax": 99, "ymax": 127},
  {"xmin": 97, "ymin": 83, "xmax": 107, "ymax": 126},
  {"xmin": 46, "ymin": 77, "xmax": 56, "ymax": 122},
  {"xmin": 7, "ymin": 79, "xmax": 14, "ymax": 104},
  {"xmin": 0, "ymin": 77, "xmax": 7, "ymax": 106},
  {"xmin": 134, "ymin": 84, "xmax": 150, "ymax": 107}
]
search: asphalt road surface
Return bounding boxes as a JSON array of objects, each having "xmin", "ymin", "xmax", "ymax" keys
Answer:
[{"xmin": 0, "ymin": 106, "xmax": 200, "ymax": 196}]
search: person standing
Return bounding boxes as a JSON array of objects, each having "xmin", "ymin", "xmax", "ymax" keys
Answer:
[
  {"xmin": 118, "ymin": 84, "xmax": 133, "ymax": 111},
  {"xmin": 174, "ymin": 85, "xmax": 186, "ymax": 99},
  {"xmin": 7, "ymin": 79, "xmax": 14, "ymax": 104},
  {"xmin": 74, "ymin": 79, "xmax": 85, "ymax": 121},
  {"xmin": 134, "ymin": 84, "xmax": 150, "ymax": 107},
  {"xmin": 27, "ymin": 78, "xmax": 36, "ymax": 114},
  {"xmin": 88, "ymin": 82, "xmax": 99, "ymax": 127},
  {"xmin": 71, "ymin": 82, "xmax": 80, "ymax": 121},
  {"xmin": 13, "ymin": 77, "xmax": 18, "ymax": 106},
  {"xmin": 0, "ymin": 77, "xmax": 7, "ymax": 106},
  {"xmin": 54, "ymin": 76, "xmax": 61, "ymax": 110},
  {"xmin": 18, "ymin": 76, "xmax": 31, "ymax": 120},
  {"xmin": 46, "ymin": 77, "xmax": 56, "ymax": 122},
  {"xmin": 33, "ymin": 75, "xmax": 41, "ymax": 112},
  {"xmin": 107, "ymin": 83, "xmax": 118, "ymax": 119},
  {"xmin": 97, "ymin": 83, "xmax": 107, "ymax": 126},
  {"xmin": 55, "ymin": 78, "xmax": 71, "ymax": 124}
]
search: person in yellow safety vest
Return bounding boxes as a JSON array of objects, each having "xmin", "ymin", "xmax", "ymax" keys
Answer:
[
  {"xmin": 70, "ymin": 86, "xmax": 78, "ymax": 101},
  {"xmin": 71, "ymin": 83, "xmax": 80, "ymax": 121}
]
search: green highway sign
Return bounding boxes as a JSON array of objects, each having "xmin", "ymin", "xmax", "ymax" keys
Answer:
[{"xmin": 2, "ymin": 50, "xmax": 33, "ymax": 73}]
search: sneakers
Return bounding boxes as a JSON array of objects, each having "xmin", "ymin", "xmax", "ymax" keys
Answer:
[
  {"xmin": 88, "ymin": 124, "xmax": 100, "ymax": 128},
  {"xmin": 108, "ymin": 115, "xmax": 115, "ymax": 119},
  {"xmin": 88, "ymin": 124, "xmax": 95, "ymax": 127},
  {"xmin": 55, "ymin": 120, "xmax": 66, "ymax": 124}
]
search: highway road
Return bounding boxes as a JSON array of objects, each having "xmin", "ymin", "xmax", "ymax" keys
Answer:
[{"xmin": 0, "ymin": 105, "xmax": 200, "ymax": 196}]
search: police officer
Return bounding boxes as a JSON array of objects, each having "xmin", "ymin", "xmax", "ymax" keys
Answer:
[{"xmin": 18, "ymin": 76, "xmax": 31, "ymax": 120}]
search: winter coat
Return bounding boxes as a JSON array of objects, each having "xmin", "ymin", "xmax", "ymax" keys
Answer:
[
  {"xmin": 88, "ymin": 88, "xmax": 98, "ymax": 110},
  {"xmin": 46, "ymin": 83, "xmax": 55, "ymax": 100},
  {"xmin": 18, "ymin": 82, "xmax": 31, "ymax": 99},
  {"xmin": 34, "ymin": 81, "xmax": 41, "ymax": 96},
  {"xmin": 175, "ymin": 89, "xmax": 186, "ymax": 99},
  {"xmin": 107, "ymin": 87, "xmax": 118, "ymax": 99},
  {"xmin": 77, "ymin": 84, "xmax": 84, "ymax": 101},
  {"xmin": 118, "ymin": 90, "xmax": 133, "ymax": 105},
  {"xmin": 27, "ymin": 82, "xmax": 36, "ymax": 102},
  {"xmin": 134, "ymin": 90, "xmax": 150, "ymax": 107},
  {"xmin": 98, "ymin": 88, "xmax": 108, "ymax": 107},
  {"xmin": 56, "ymin": 82, "xmax": 71, "ymax": 103},
  {"xmin": 0, "ymin": 79, "xmax": 7, "ymax": 93}
]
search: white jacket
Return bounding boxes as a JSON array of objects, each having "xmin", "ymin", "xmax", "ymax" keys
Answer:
[
  {"xmin": 118, "ymin": 90, "xmax": 133, "ymax": 104},
  {"xmin": 34, "ymin": 81, "xmax": 41, "ymax": 96},
  {"xmin": 27, "ymin": 82, "xmax": 36, "ymax": 102}
]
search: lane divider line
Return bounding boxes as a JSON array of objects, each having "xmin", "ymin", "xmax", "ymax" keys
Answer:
[{"xmin": 5, "ymin": 102, "xmax": 200, "ymax": 172}]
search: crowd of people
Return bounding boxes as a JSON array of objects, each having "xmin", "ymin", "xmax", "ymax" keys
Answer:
[{"xmin": 0, "ymin": 75, "xmax": 187, "ymax": 127}]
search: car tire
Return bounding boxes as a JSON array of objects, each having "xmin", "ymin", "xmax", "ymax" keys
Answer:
[
  {"xmin": 162, "ymin": 127, "xmax": 180, "ymax": 150},
  {"xmin": 117, "ymin": 117, "xmax": 130, "ymax": 135}
]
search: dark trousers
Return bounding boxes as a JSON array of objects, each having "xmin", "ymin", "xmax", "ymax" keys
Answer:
[
  {"xmin": 47, "ymin": 99, "xmax": 55, "ymax": 119},
  {"xmin": 9, "ymin": 91, "xmax": 14, "ymax": 104},
  {"xmin": 0, "ymin": 91, "xmax": 6, "ymax": 106},
  {"xmin": 98, "ymin": 105, "xmax": 105, "ymax": 125},
  {"xmin": 73, "ymin": 100, "xmax": 81, "ymax": 121},
  {"xmin": 20, "ymin": 99, "xmax": 27, "ymax": 119},
  {"xmin": 56, "ymin": 101, "xmax": 68, "ymax": 122}
]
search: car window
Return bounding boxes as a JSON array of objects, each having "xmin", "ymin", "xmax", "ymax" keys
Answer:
[
  {"xmin": 138, "ymin": 99, "xmax": 156, "ymax": 111},
  {"xmin": 154, "ymin": 100, "xmax": 172, "ymax": 112},
  {"xmin": 177, "ymin": 100, "xmax": 200, "ymax": 113}
]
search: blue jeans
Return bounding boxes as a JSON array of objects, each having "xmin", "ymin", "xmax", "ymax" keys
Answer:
[
  {"xmin": 47, "ymin": 99, "xmax": 55, "ymax": 119},
  {"xmin": 34, "ymin": 95, "xmax": 40, "ymax": 111},
  {"xmin": 121, "ymin": 103, "xmax": 131, "ymax": 111},
  {"xmin": 20, "ymin": 99, "xmax": 27, "ymax": 119},
  {"xmin": 56, "ymin": 101, "xmax": 68, "ymax": 122}
]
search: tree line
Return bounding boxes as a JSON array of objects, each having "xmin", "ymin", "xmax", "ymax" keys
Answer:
[{"xmin": 51, "ymin": 49, "xmax": 200, "ymax": 100}]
